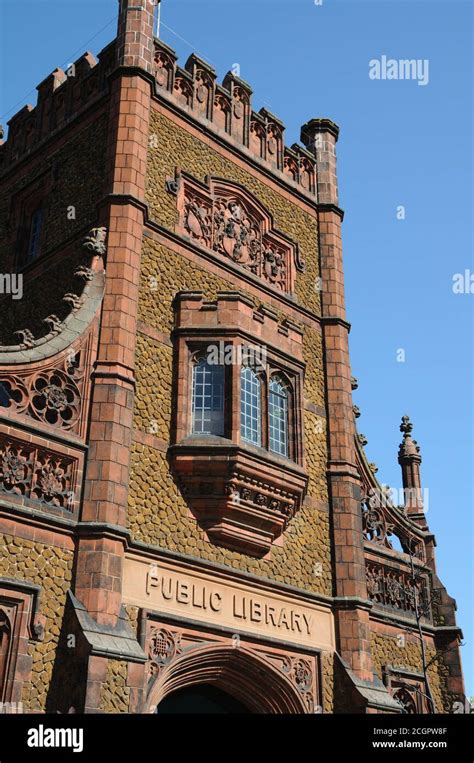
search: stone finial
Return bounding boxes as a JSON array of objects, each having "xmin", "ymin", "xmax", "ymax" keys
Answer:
[
  {"xmin": 397, "ymin": 415, "xmax": 425, "ymax": 518},
  {"xmin": 398, "ymin": 415, "xmax": 421, "ymax": 459}
]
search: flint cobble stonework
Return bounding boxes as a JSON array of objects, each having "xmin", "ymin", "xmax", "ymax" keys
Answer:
[
  {"xmin": 101, "ymin": 660, "xmax": 131, "ymax": 714},
  {"xmin": 0, "ymin": 533, "xmax": 73, "ymax": 711},
  {"xmin": 370, "ymin": 632, "xmax": 449, "ymax": 714}
]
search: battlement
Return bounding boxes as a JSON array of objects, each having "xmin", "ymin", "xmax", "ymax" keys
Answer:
[
  {"xmin": 0, "ymin": 41, "xmax": 116, "ymax": 173},
  {"xmin": 153, "ymin": 39, "xmax": 317, "ymax": 196},
  {"xmin": 0, "ymin": 32, "xmax": 318, "ymax": 195}
]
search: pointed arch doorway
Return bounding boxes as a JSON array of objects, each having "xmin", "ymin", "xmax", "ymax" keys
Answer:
[{"xmin": 145, "ymin": 643, "xmax": 308, "ymax": 714}]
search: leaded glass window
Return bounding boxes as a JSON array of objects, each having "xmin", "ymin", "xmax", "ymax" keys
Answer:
[
  {"xmin": 192, "ymin": 357, "xmax": 225, "ymax": 435},
  {"xmin": 269, "ymin": 376, "xmax": 289, "ymax": 456},
  {"xmin": 240, "ymin": 366, "xmax": 261, "ymax": 446}
]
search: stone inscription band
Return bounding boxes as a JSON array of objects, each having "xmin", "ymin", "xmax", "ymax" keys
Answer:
[{"xmin": 123, "ymin": 556, "xmax": 335, "ymax": 651}]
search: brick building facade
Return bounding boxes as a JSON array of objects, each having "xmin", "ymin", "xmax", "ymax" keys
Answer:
[{"xmin": 0, "ymin": 1, "xmax": 465, "ymax": 714}]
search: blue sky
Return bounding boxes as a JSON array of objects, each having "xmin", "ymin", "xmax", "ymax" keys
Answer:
[{"xmin": 1, "ymin": 0, "xmax": 472, "ymax": 698}]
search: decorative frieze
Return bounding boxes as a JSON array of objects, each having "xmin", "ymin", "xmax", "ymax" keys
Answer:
[{"xmin": 365, "ymin": 561, "xmax": 431, "ymax": 622}]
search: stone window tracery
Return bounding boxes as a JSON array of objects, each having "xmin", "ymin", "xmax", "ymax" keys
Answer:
[
  {"xmin": 383, "ymin": 667, "xmax": 431, "ymax": 713},
  {"xmin": 26, "ymin": 206, "xmax": 44, "ymax": 263}
]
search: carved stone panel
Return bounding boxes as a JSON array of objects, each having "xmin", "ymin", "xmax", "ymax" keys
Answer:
[
  {"xmin": 366, "ymin": 560, "xmax": 431, "ymax": 622},
  {"xmin": 0, "ymin": 433, "xmax": 79, "ymax": 514},
  {"xmin": 175, "ymin": 172, "xmax": 303, "ymax": 293}
]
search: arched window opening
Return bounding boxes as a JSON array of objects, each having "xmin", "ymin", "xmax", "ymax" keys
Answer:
[
  {"xmin": 268, "ymin": 376, "xmax": 289, "ymax": 457},
  {"xmin": 27, "ymin": 207, "xmax": 44, "ymax": 263}
]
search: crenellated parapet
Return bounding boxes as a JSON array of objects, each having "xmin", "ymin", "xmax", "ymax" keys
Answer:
[
  {"xmin": 0, "ymin": 34, "xmax": 317, "ymax": 197},
  {"xmin": 0, "ymin": 43, "xmax": 115, "ymax": 172},
  {"xmin": 153, "ymin": 39, "xmax": 317, "ymax": 195}
]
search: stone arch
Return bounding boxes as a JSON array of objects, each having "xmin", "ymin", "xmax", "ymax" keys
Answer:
[{"xmin": 145, "ymin": 644, "xmax": 308, "ymax": 714}]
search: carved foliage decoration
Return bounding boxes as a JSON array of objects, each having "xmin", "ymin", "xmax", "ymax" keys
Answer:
[
  {"xmin": 393, "ymin": 685, "xmax": 417, "ymax": 714},
  {"xmin": 173, "ymin": 72, "xmax": 193, "ymax": 108},
  {"xmin": 82, "ymin": 226, "xmax": 107, "ymax": 256},
  {"xmin": 143, "ymin": 621, "xmax": 319, "ymax": 713},
  {"xmin": 176, "ymin": 172, "xmax": 302, "ymax": 292},
  {"xmin": 147, "ymin": 627, "xmax": 183, "ymax": 685},
  {"xmin": 224, "ymin": 473, "xmax": 296, "ymax": 525},
  {"xmin": 360, "ymin": 490, "xmax": 425, "ymax": 561},
  {"xmin": 0, "ymin": 434, "xmax": 76, "ymax": 512},
  {"xmin": 154, "ymin": 48, "xmax": 175, "ymax": 90},
  {"xmin": 281, "ymin": 655, "xmax": 315, "ymax": 713},
  {"xmin": 214, "ymin": 92, "xmax": 231, "ymax": 132}
]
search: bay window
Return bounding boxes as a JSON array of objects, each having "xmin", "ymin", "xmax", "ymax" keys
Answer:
[{"xmin": 170, "ymin": 290, "xmax": 308, "ymax": 556}]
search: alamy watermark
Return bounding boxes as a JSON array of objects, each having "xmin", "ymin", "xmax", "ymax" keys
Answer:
[
  {"xmin": 452, "ymin": 269, "xmax": 474, "ymax": 294},
  {"xmin": 369, "ymin": 55, "xmax": 429, "ymax": 86},
  {"xmin": 27, "ymin": 724, "xmax": 83, "ymax": 753},
  {"xmin": 206, "ymin": 341, "xmax": 267, "ymax": 369},
  {"xmin": 0, "ymin": 273, "xmax": 23, "ymax": 300},
  {"xmin": 366, "ymin": 485, "xmax": 429, "ymax": 513}
]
